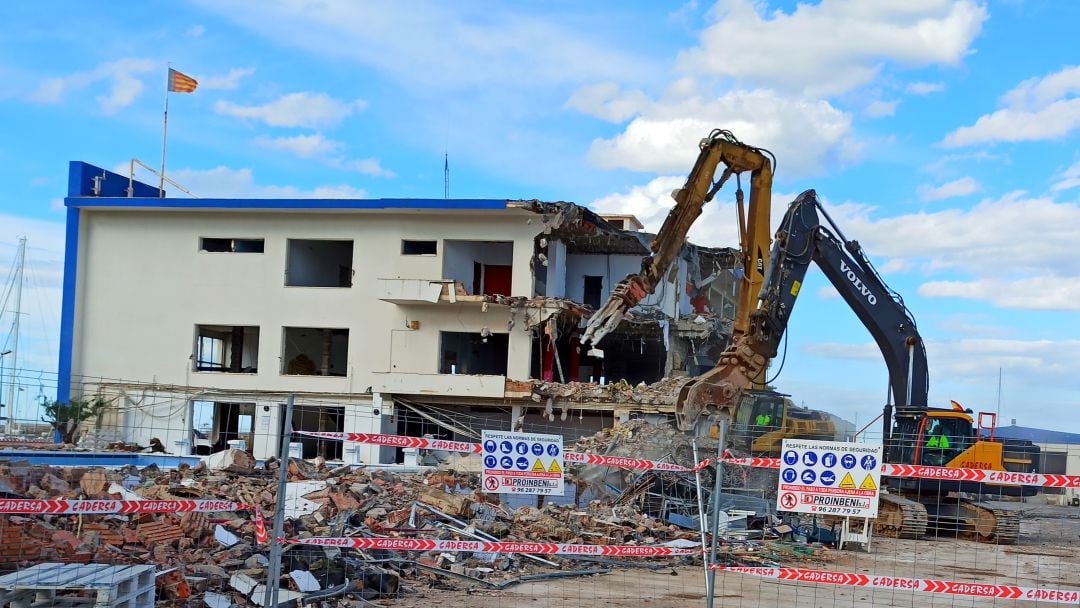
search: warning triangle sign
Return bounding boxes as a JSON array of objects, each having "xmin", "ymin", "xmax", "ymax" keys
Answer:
[
  {"xmin": 839, "ymin": 472, "xmax": 857, "ymax": 489},
  {"xmin": 531, "ymin": 459, "xmax": 547, "ymax": 472},
  {"xmin": 859, "ymin": 474, "xmax": 878, "ymax": 491},
  {"xmin": 548, "ymin": 459, "xmax": 562, "ymax": 474}
]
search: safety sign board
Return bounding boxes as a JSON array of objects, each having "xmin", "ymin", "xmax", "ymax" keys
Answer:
[
  {"xmin": 481, "ymin": 430, "xmax": 564, "ymax": 495},
  {"xmin": 776, "ymin": 439, "xmax": 883, "ymax": 518}
]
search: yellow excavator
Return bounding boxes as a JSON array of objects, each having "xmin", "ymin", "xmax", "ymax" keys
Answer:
[{"xmin": 582, "ymin": 129, "xmax": 1039, "ymax": 544}]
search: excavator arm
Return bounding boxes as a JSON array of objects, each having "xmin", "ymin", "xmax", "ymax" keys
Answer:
[
  {"xmin": 674, "ymin": 189, "xmax": 928, "ymax": 431},
  {"xmin": 581, "ymin": 129, "xmax": 775, "ymax": 349}
]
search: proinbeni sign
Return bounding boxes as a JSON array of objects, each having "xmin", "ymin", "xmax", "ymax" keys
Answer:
[
  {"xmin": 776, "ymin": 439, "xmax": 883, "ymax": 518},
  {"xmin": 481, "ymin": 430, "xmax": 564, "ymax": 495}
]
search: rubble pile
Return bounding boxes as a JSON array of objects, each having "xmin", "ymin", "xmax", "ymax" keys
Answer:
[
  {"xmin": 0, "ymin": 423, "xmax": 837, "ymax": 606},
  {"xmin": 530, "ymin": 376, "xmax": 689, "ymax": 406}
]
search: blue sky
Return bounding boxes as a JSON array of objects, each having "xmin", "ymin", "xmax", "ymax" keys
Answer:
[{"xmin": 0, "ymin": 0, "xmax": 1077, "ymax": 430}]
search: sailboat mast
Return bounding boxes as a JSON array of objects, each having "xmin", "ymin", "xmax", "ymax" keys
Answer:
[{"xmin": 6, "ymin": 237, "xmax": 25, "ymax": 433}]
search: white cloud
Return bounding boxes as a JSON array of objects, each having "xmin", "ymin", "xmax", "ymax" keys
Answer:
[
  {"xmin": 817, "ymin": 285, "xmax": 841, "ymax": 300},
  {"xmin": 921, "ymin": 151, "xmax": 1004, "ymax": 177},
  {"xmin": 214, "ymin": 92, "xmax": 366, "ymax": 128},
  {"xmin": 678, "ymin": 0, "xmax": 986, "ymax": 97},
  {"xmin": 187, "ymin": 24, "xmax": 206, "ymax": 38},
  {"xmin": 565, "ymin": 83, "xmax": 651, "ymax": 122},
  {"xmin": 1051, "ymin": 160, "xmax": 1080, "ymax": 192},
  {"xmin": 805, "ymin": 338, "xmax": 1080, "ymax": 389},
  {"xmin": 865, "ymin": 100, "xmax": 899, "ymax": 118},
  {"xmin": 823, "ymin": 192, "xmax": 1080, "ymax": 310},
  {"xmin": 916, "ymin": 176, "xmax": 980, "ymax": 201},
  {"xmin": 944, "ymin": 65, "xmax": 1080, "ymax": 146},
  {"xmin": 907, "ymin": 81, "xmax": 945, "ymax": 95},
  {"xmin": 582, "ymin": 87, "xmax": 860, "ymax": 177},
  {"xmin": 255, "ymin": 134, "xmax": 344, "ymax": 158},
  {"xmin": 170, "ymin": 166, "xmax": 367, "ymax": 198},
  {"xmin": 919, "ymin": 277, "xmax": 1080, "ymax": 310},
  {"xmin": 338, "ymin": 158, "xmax": 396, "ymax": 179},
  {"xmin": 197, "ymin": 67, "xmax": 255, "ymax": 90},
  {"xmin": 31, "ymin": 58, "xmax": 156, "ymax": 114},
  {"xmin": 190, "ymin": 0, "xmax": 653, "ymax": 90}
]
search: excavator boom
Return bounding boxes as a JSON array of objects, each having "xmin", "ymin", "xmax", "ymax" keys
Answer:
[{"xmin": 581, "ymin": 129, "xmax": 774, "ymax": 350}]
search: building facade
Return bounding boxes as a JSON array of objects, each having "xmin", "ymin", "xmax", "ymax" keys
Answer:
[{"xmin": 60, "ymin": 162, "xmax": 740, "ymax": 462}]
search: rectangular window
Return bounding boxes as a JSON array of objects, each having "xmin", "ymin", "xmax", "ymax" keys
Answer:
[
  {"xmin": 442, "ymin": 240, "xmax": 514, "ymax": 295},
  {"xmin": 439, "ymin": 331, "xmax": 509, "ymax": 376},
  {"xmin": 286, "ymin": 239, "xmax": 354, "ymax": 287},
  {"xmin": 189, "ymin": 401, "xmax": 256, "ymax": 454},
  {"xmin": 194, "ymin": 325, "xmax": 259, "ymax": 373},
  {"xmin": 402, "ymin": 240, "xmax": 437, "ymax": 255},
  {"xmin": 583, "ymin": 275, "xmax": 603, "ymax": 308},
  {"xmin": 200, "ymin": 238, "xmax": 265, "ymax": 253},
  {"xmin": 282, "ymin": 327, "xmax": 350, "ymax": 376}
]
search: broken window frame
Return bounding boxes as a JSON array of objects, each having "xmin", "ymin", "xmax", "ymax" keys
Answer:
[
  {"xmin": 284, "ymin": 238, "xmax": 355, "ymax": 288},
  {"xmin": 193, "ymin": 325, "xmax": 260, "ymax": 373},
  {"xmin": 401, "ymin": 239, "xmax": 438, "ymax": 256},
  {"xmin": 199, "ymin": 237, "xmax": 265, "ymax": 253},
  {"xmin": 281, "ymin": 326, "xmax": 350, "ymax": 377},
  {"xmin": 190, "ymin": 400, "xmax": 256, "ymax": 453}
]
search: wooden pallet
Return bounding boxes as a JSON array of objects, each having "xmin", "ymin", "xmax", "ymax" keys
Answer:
[{"xmin": 0, "ymin": 563, "xmax": 155, "ymax": 608}]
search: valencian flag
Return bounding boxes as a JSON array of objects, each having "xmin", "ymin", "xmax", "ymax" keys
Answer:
[
  {"xmin": 950, "ymin": 400, "xmax": 966, "ymax": 412},
  {"xmin": 168, "ymin": 68, "xmax": 198, "ymax": 93}
]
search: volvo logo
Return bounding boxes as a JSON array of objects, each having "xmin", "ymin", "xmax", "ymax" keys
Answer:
[{"xmin": 840, "ymin": 260, "xmax": 877, "ymax": 305}]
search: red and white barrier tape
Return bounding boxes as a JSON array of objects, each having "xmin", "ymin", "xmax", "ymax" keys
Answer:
[
  {"xmin": 294, "ymin": 430, "xmax": 690, "ymax": 473},
  {"xmin": 288, "ymin": 536, "xmax": 696, "ymax": 557},
  {"xmin": 720, "ymin": 456, "xmax": 1080, "ymax": 489},
  {"xmin": 715, "ymin": 566, "xmax": 1080, "ymax": 604},
  {"xmin": 296, "ymin": 430, "xmax": 1080, "ymax": 488},
  {"xmin": 0, "ymin": 498, "xmax": 248, "ymax": 515},
  {"xmin": 253, "ymin": 509, "xmax": 268, "ymax": 544}
]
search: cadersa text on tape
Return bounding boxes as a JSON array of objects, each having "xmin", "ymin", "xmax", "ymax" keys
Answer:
[
  {"xmin": 985, "ymin": 471, "xmax": 1043, "ymax": 485},
  {"xmin": 68, "ymin": 500, "xmax": 119, "ymax": 513},
  {"xmin": 1026, "ymin": 590, "xmax": 1080, "ymax": 603},
  {"xmin": 0, "ymin": 500, "xmax": 46, "ymax": 512},
  {"xmin": 800, "ymin": 571, "xmax": 850, "ymax": 584},
  {"xmin": 871, "ymin": 577, "xmax": 919, "ymax": 590},
  {"xmin": 945, "ymin": 583, "xmax": 1001, "ymax": 597}
]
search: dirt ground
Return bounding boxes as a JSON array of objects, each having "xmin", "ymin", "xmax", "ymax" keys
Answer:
[{"xmin": 389, "ymin": 504, "xmax": 1080, "ymax": 607}]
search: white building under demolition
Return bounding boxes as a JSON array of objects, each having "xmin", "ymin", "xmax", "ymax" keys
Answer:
[{"xmin": 58, "ymin": 162, "xmax": 741, "ymax": 462}]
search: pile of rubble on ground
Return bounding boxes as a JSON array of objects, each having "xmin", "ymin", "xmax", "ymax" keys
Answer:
[
  {"xmin": 529, "ymin": 376, "xmax": 688, "ymax": 406},
  {"xmin": 0, "ymin": 422, "xmax": 837, "ymax": 606}
]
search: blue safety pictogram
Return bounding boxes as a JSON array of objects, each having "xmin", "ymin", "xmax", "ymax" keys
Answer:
[
  {"xmin": 484, "ymin": 455, "xmax": 497, "ymax": 468},
  {"xmin": 803, "ymin": 451, "xmax": 818, "ymax": 467},
  {"xmin": 820, "ymin": 470, "xmax": 836, "ymax": 486},
  {"xmin": 841, "ymin": 454, "xmax": 857, "ymax": 469},
  {"xmin": 781, "ymin": 468, "xmax": 797, "ymax": 483},
  {"xmin": 500, "ymin": 441, "xmax": 513, "ymax": 454},
  {"xmin": 500, "ymin": 456, "xmax": 513, "ymax": 469},
  {"xmin": 484, "ymin": 440, "xmax": 497, "ymax": 454},
  {"xmin": 783, "ymin": 450, "xmax": 798, "ymax": 466},
  {"xmin": 516, "ymin": 456, "xmax": 530, "ymax": 470},
  {"xmin": 531, "ymin": 443, "xmax": 544, "ymax": 456},
  {"xmin": 516, "ymin": 442, "xmax": 529, "ymax": 455},
  {"xmin": 861, "ymin": 455, "xmax": 877, "ymax": 471},
  {"xmin": 547, "ymin": 444, "xmax": 560, "ymax": 457},
  {"xmin": 822, "ymin": 453, "xmax": 837, "ymax": 468},
  {"xmin": 801, "ymin": 469, "xmax": 817, "ymax": 484}
]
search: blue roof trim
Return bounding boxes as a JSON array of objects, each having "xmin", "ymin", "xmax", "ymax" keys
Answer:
[{"xmin": 65, "ymin": 196, "xmax": 510, "ymax": 210}]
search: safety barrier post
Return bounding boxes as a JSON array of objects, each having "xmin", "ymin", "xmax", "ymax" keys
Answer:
[
  {"xmin": 692, "ymin": 438, "xmax": 712, "ymax": 598},
  {"xmin": 705, "ymin": 412, "xmax": 730, "ymax": 608},
  {"xmin": 263, "ymin": 394, "xmax": 294, "ymax": 608}
]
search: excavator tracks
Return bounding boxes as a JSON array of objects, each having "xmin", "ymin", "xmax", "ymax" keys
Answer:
[
  {"xmin": 919, "ymin": 499, "xmax": 1021, "ymax": 545},
  {"xmin": 874, "ymin": 493, "xmax": 928, "ymax": 539}
]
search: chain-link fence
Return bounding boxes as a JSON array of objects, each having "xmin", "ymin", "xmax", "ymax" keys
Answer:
[{"xmin": 1, "ymin": 373, "xmax": 1077, "ymax": 606}]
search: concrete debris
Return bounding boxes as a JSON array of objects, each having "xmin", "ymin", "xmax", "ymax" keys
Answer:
[
  {"xmin": 0, "ymin": 420, "xmax": 844, "ymax": 606},
  {"xmin": 531, "ymin": 377, "xmax": 690, "ymax": 406}
]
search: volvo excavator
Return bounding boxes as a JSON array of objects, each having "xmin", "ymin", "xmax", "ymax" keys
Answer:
[{"xmin": 582, "ymin": 130, "xmax": 1038, "ymax": 544}]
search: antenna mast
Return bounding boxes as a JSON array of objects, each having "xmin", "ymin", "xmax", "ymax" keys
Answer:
[
  {"xmin": 444, "ymin": 152, "xmax": 449, "ymax": 199},
  {"xmin": 4, "ymin": 237, "xmax": 25, "ymax": 434}
]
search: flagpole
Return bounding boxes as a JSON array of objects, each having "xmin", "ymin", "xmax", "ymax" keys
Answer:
[{"xmin": 159, "ymin": 65, "xmax": 171, "ymax": 198}]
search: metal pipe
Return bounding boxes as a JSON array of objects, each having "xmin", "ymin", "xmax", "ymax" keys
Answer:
[
  {"xmin": 705, "ymin": 412, "xmax": 730, "ymax": 608},
  {"xmin": 264, "ymin": 395, "xmax": 294, "ymax": 608},
  {"xmin": 692, "ymin": 438, "xmax": 712, "ymax": 598},
  {"xmin": 905, "ymin": 341, "xmax": 914, "ymax": 408}
]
